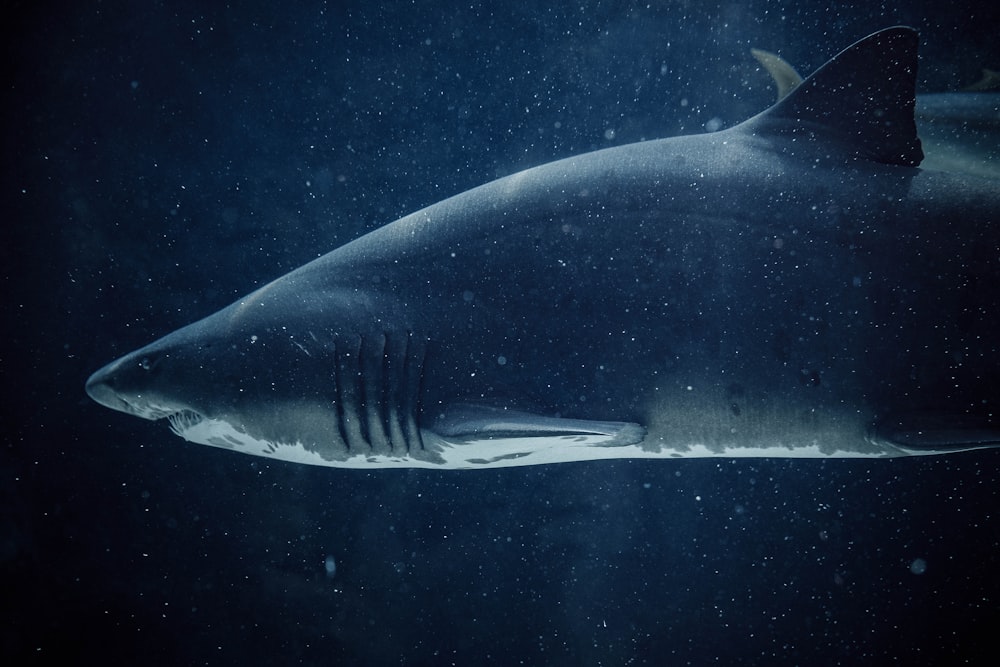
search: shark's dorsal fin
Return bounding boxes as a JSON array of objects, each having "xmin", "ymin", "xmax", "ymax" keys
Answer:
[{"xmin": 743, "ymin": 26, "xmax": 923, "ymax": 166}]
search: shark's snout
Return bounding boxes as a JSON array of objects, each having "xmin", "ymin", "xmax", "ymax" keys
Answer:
[
  {"xmin": 85, "ymin": 363, "xmax": 120, "ymax": 410},
  {"xmin": 85, "ymin": 357, "xmax": 175, "ymax": 420}
]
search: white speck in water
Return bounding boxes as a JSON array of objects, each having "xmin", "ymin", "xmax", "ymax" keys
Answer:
[
  {"xmin": 909, "ymin": 558, "xmax": 927, "ymax": 575},
  {"xmin": 324, "ymin": 555, "xmax": 337, "ymax": 579},
  {"xmin": 497, "ymin": 355, "xmax": 507, "ymax": 366}
]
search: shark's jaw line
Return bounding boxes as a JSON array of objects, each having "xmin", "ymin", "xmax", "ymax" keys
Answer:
[{"xmin": 115, "ymin": 396, "xmax": 186, "ymax": 422}]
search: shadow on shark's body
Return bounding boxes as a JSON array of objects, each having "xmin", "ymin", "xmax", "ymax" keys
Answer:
[{"xmin": 86, "ymin": 27, "xmax": 1000, "ymax": 468}]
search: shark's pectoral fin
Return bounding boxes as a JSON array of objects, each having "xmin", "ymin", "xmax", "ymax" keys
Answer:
[
  {"xmin": 432, "ymin": 403, "xmax": 645, "ymax": 445},
  {"xmin": 875, "ymin": 412, "xmax": 1000, "ymax": 453},
  {"xmin": 425, "ymin": 403, "xmax": 645, "ymax": 466}
]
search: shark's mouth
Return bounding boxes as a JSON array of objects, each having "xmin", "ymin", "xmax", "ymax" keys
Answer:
[
  {"xmin": 166, "ymin": 409, "xmax": 206, "ymax": 437},
  {"xmin": 99, "ymin": 392, "xmax": 183, "ymax": 421}
]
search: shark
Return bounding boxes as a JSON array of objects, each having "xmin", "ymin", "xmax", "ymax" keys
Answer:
[{"xmin": 86, "ymin": 27, "xmax": 1000, "ymax": 468}]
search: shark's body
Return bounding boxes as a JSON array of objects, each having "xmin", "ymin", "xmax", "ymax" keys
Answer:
[
  {"xmin": 916, "ymin": 93, "xmax": 1000, "ymax": 179},
  {"xmin": 86, "ymin": 28, "xmax": 1000, "ymax": 468}
]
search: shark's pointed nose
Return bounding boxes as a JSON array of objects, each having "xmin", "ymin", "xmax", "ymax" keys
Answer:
[{"xmin": 85, "ymin": 364, "xmax": 121, "ymax": 410}]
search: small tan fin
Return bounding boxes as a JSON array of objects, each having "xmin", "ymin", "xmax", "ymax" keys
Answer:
[
  {"xmin": 750, "ymin": 47, "xmax": 803, "ymax": 101},
  {"xmin": 963, "ymin": 68, "xmax": 1000, "ymax": 92}
]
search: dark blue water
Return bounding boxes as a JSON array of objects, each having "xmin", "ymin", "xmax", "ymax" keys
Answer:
[{"xmin": 4, "ymin": 1, "xmax": 999, "ymax": 664}]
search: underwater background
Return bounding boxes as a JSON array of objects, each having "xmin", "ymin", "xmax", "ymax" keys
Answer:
[{"xmin": 4, "ymin": 1, "xmax": 1000, "ymax": 664}]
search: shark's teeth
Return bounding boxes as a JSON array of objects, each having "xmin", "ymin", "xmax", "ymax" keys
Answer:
[{"xmin": 167, "ymin": 410, "xmax": 205, "ymax": 436}]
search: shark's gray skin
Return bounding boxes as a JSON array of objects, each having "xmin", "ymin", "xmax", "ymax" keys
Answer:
[
  {"xmin": 915, "ymin": 93, "xmax": 1000, "ymax": 179},
  {"xmin": 86, "ymin": 27, "xmax": 1000, "ymax": 468}
]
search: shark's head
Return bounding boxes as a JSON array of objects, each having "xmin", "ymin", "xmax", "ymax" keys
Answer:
[
  {"xmin": 85, "ymin": 327, "xmax": 211, "ymax": 423},
  {"xmin": 85, "ymin": 272, "xmax": 428, "ymax": 464}
]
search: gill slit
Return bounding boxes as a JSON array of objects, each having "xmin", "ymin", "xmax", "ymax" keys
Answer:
[{"xmin": 333, "ymin": 331, "xmax": 427, "ymax": 454}]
